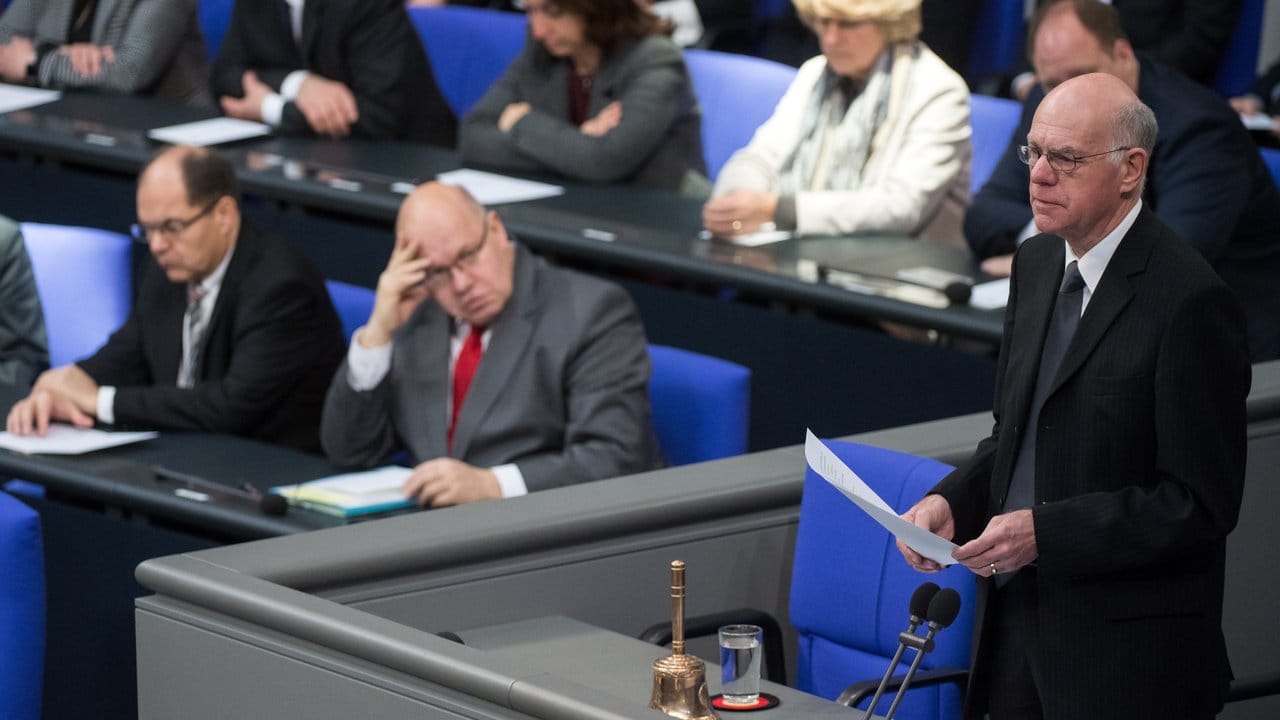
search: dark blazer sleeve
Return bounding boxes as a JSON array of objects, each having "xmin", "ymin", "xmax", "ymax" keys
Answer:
[
  {"xmin": 75, "ymin": 300, "xmax": 159, "ymax": 390},
  {"xmin": 210, "ymin": 0, "xmax": 298, "ymax": 98},
  {"xmin": 459, "ymin": 40, "xmax": 555, "ymax": 175},
  {"xmin": 963, "ymin": 92, "xmax": 1038, "ymax": 260},
  {"xmin": 319, "ymin": 355, "xmax": 405, "ymax": 468},
  {"xmin": 514, "ymin": 282, "xmax": 661, "ymax": 491},
  {"xmin": 0, "ymin": 221, "xmax": 48, "ymax": 391}
]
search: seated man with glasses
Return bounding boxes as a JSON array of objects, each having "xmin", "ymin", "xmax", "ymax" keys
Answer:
[
  {"xmin": 5, "ymin": 145, "xmax": 345, "ymax": 453},
  {"xmin": 965, "ymin": 0, "xmax": 1280, "ymax": 361},
  {"xmin": 320, "ymin": 182, "xmax": 664, "ymax": 508}
]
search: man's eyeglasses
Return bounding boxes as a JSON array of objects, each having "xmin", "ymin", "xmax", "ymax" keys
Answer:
[
  {"xmin": 1017, "ymin": 144, "xmax": 1130, "ymax": 175},
  {"xmin": 420, "ymin": 214, "xmax": 490, "ymax": 289},
  {"xmin": 131, "ymin": 197, "xmax": 222, "ymax": 243}
]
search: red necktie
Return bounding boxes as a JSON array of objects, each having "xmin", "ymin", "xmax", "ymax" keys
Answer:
[{"xmin": 448, "ymin": 326, "xmax": 485, "ymax": 453}]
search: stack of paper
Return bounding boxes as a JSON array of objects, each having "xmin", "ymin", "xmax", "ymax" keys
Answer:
[{"xmin": 271, "ymin": 466, "xmax": 414, "ymax": 518}]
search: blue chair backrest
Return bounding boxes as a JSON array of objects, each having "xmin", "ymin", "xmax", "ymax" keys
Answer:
[
  {"xmin": 970, "ymin": 94, "xmax": 1021, "ymax": 192},
  {"xmin": 21, "ymin": 223, "xmax": 133, "ymax": 367},
  {"xmin": 198, "ymin": 0, "xmax": 234, "ymax": 61},
  {"xmin": 324, "ymin": 280, "xmax": 375, "ymax": 345},
  {"xmin": 791, "ymin": 439, "xmax": 975, "ymax": 720},
  {"xmin": 647, "ymin": 344, "xmax": 750, "ymax": 466},
  {"xmin": 1213, "ymin": 0, "xmax": 1264, "ymax": 96},
  {"xmin": 0, "ymin": 491, "xmax": 45, "ymax": 720},
  {"xmin": 407, "ymin": 6, "xmax": 528, "ymax": 117},
  {"xmin": 1262, "ymin": 148, "xmax": 1280, "ymax": 189},
  {"xmin": 966, "ymin": 0, "xmax": 1026, "ymax": 85},
  {"xmin": 684, "ymin": 48, "xmax": 797, "ymax": 181}
]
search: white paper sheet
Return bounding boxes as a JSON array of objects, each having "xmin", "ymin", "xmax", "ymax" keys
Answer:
[
  {"xmin": 0, "ymin": 83, "xmax": 61, "ymax": 115},
  {"xmin": 804, "ymin": 429, "xmax": 958, "ymax": 566},
  {"xmin": 1240, "ymin": 112, "xmax": 1277, "ymax": 132},
  {"xmin": 0, "ymin": 426, "xmax": 158, "ymax": 455},
  {"xmin": 436, "ymin": 168, "xmax": 565, "ymax": 205},
  {"xmin": 969, "ymin": 277, "xmax": 1011, "ymax": 310},
  {"xmin": 147, "ymin": 117, "xmax": 271, "ymax": 146}
]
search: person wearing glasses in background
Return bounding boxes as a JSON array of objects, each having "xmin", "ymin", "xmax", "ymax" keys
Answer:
[
  {"xmin": 702, "ymin": 0, "xmax": 971, "ymax": 246},
  {"xmin": 458, "ymin": 0, "xmax": 707, "ymax": 194},
  {"xmin": 966, "ymin": 0, "xmax": 1280, "ymax": 361},
  {"xmin": 5, "ymin": 146, "xmax": 344, "ymax": 453},
  {"xmin": 320, "ymin": 182, "xmax": 663, "ymax": 508}
]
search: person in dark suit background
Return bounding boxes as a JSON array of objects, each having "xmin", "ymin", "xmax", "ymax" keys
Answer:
[
  {"xmin": 899, "ymin": 71, "xmax": 1250, "ymax": 719},
  {"xmin": 6, "ymin": 146, "xmax": 345, "ymax": 453},
  {"xmin": 0, "ymin": 216, "xmax": 48, "ymax": 394},
  {"xmin": 968, "ymin": 0, "xmax": 1280, "ymax": 361},
  {"xmin": 321, "ymin": 182, "xmax": 664, "ymax": 508},
  {"xmin": 214, "ymin": 0, "xmax": 456, "ymax": 146}
]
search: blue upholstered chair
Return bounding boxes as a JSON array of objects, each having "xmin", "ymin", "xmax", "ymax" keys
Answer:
[
  {"xmin": 683, "ymin": 49, "xmax": 797, "ymax": 181},
  {"xmin": 647, "ymin": 344, "xmax": 750, "ymax": 466},
  {"xmin": 324, "ymin": 280, "xmax": 375, "ymax": 345},
  {"xmin": 1212, "ymin": 0, "xmax": 1264, "ymax": 97},
  {"xmin": 0, "ymin": 491, "xmax": 45, "ymax": 720},
  {"xmin": 791, "ymin": 439, "xmax": 975, "ymax": 719},
  {"xmin": 407, "ymin": 6, "xmax": 528, "ymax": 117},
  {"xmin": 1261, "ymin": 148, "xmax": 1280, "ymax": 188},
  {"xmin": 198, "ymin": 0, "xmax": 234, "ymax": 61},
  {"xmin": 966, "ymin": 0, "xmax": 1026, "ymax": 86},
  {"xmin": 20, "ymin": 223, "xmax": 133, "ymax": 367},
  {"xmin": 969, "ymin": 94, "xmax": 1021, "ymax": 192}
]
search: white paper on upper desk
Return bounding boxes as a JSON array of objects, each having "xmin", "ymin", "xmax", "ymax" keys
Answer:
[
  {"xmin": 804, "ymin": 429, "xmax": 958, "ymax": 566},
  {"xmin": 969, "ymin": 277, "xmax": 1011, "ymax": 310},
  {"xmin": 147, "ymin": 117, "xmax": 271, "ymax": 146},
  {"xmin": 0, "ymin": 83, "xmax": 61, "ymax": 115},
  {"xmin": 1240, "ymin": 112, "xmax": 1277, "ymax": 131},
  {"xmin": 437, "ymin": 168, "xmax": 564, "ymax": 205},
  {"xmin": 0, "ymin": 426, "xmax": 158, "ymax": 455}
]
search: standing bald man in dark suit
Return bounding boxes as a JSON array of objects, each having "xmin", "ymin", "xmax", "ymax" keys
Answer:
[{"xmin": 899, "ymin": 72, "xmax": 1250, "ymax": 719}]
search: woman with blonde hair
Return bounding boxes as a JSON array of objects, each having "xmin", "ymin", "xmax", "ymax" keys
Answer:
[{"xmin": 703, "ymin": 0, "xmax": 970, "ymax": 245}]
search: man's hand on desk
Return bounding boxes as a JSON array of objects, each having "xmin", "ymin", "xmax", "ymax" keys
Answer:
[
  {"xmin": 219, "ymin": 70, "xmax": 271, "ymax": 123},
  {"xmin": 702, "ymin": 190, "xmax": 778, "ymax": 237},
  {"xmin": 295, "ymin": 74, "xmax": 358, "ymax": 138},
  {"xmin": 401, "ymin": 458, "xmax": 501, "ymax": 507},
  {"xmin": 58, "ymin": 43, "xmax": 115, "ymax": 78},
  {"xmin": 6, "ymin": 365, "xmax": 99, "ymax": 436},
  {"xmin": 0, "ymin": 37, "xmax": 35, "ymax": 83}
]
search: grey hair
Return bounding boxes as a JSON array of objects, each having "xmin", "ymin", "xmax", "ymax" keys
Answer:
[{"xmin": 1108, "ymin": 99, "xmax": 1156, "ymax": 193}]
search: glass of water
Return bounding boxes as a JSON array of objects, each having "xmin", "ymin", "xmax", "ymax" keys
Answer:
[{"xmin": 718, "ymin": 624, "xmax": 763, "ymax": 705}]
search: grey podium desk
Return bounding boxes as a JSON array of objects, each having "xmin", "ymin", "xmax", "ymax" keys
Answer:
[
  {"xmin": 136, "ymin": 361, "xmax": 1280, "ymax": 720},
  {"xmin": 0, "ymin": 431, "xmax": 341, "ymax": 720}
]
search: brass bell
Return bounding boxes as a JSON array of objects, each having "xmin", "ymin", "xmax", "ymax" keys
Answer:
[{"xmin": 649, "ymin": 560, "xmax": 719, "ymax": 720}]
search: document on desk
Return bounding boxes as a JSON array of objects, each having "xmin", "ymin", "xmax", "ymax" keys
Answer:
[
  {"xmin": 0, "ymin": 83, "xmax": 61, "ymax": 115},
  {"xmin": 804, "ymin": 429, "xmax": 958, "ymax": 566},
  {"xmin": 437, "ymin": 168, "xmax": 564, "ymax": 205},
  {"xmin": 271, "ymin": 466, "xmax": 414, "ymax": 518},
  {"xmin": 148, "ymin": 117, "xmax": 271, "ymax": 146},
  {"xmin": 0, "ymin": 426, "xmax": 158, "ymax": 455},
  {"xmin": 969, "ymin": 277, "xmax": 1010, "ymax": 310}
]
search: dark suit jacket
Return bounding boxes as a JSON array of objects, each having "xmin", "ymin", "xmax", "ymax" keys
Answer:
[
  {"xmin": 76, "ymin": 224, "xmax": 344, "ymax": 453},
  {"xmin": 1111, "ymin": 0, "xmax": 1241, "ymax": 84},
  {"xmin": 459, "ymin": 35, "xmax": 707, "ymax": 192},
  {"xmin": 1250, "ymin": 58, "xmax": 1280, "ymax": 113},
  {"xmin": 966, "ymin": 53, "xmax": 1280, "ymax": 360},
  {"xmin": 321, "ymin": 243, "xmax": 665, "ymax": 492},
  {"xmin": 0, "ymin": 217, "xmax": 47, "ymax": 392},
  {"xmin": 934, "ymin": 209, "xmax": 1251, "ymax": 719},
  {"xmin": 211, "ymin": 0, "xmax": 456, "ymax": 146}
]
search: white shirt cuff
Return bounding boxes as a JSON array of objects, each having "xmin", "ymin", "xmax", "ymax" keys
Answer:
[
  {"xmin": 345, "ymin": 328, "xmax": 394, "ymax": 391},
  {"xmin": 280, "ymin": 70, "xmax": 309, "ymax": 100},
  {"xmin": 261, "ymin": 93, "xmax": 286, "ymax": 127},
  {"xmin": 1015, "ymin": 218, "xmax": 1040, "ymax": 246},
  {"xmin": 491, "ymin": 463, "xmax": 527, "ymax": 498},
  {"xmin": 97, "ymin": 386, "xmax": 116, "ymax": 425}
]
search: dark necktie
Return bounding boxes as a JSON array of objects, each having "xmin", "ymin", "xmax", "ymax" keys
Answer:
[
  {"xmin": 448, "ymin": 326, "xmax": 485, "ymax": 454},
  {"xmin": 998, "ymin": 261, "xmax": 1085, "ymax": 583}
]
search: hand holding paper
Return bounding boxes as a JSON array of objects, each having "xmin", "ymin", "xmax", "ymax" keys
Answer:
[{"xmin": 804, "ymin": 430, "xmax": 958, "ymax": 567}]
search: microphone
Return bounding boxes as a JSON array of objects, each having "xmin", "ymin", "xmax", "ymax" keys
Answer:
[
  {"xmin": 811, "ymin": 263, "xmax": 975, "ymax": 308},
  {"xmin": 152, "ymin": 464, "xmax": 287, "ymax": 516},
  {"xmin": 882, "ymin": 588, "xmax": 962, "ymax": 720},
  {"xmin": 861, "ymin": 582, "xmax": 940, "ymax": 720}
]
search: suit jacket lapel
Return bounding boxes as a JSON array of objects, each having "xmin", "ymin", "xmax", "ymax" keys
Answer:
[
  {"xmin": 412, "ymin": 307, "xmax": 452, "ymax": 460},
  {"xmin": 91, "ymin": 0, "xmax": 120, "ymax": 39},
  {"xmin": 1006, "ymin": 240, "xmax": 1063, "ymax": 435},
  {"xmin": 299, "ymin": 0, "xmax": 324, "ymax": 61},
  {"xmin": 195, "ymin": 228, "xmax": 254, "ymax": 382},
  {"xmin": 154, "ymin": 280, "xmax": 187, "ymax": 385},
  {"xmin": 451, "ymin": 246, "xmax": 539, "ymax": 459}
]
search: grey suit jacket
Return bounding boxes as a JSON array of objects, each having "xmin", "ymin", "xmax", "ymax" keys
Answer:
[
  {"xmin": 0, "ymin": 217, "xmax": 48, "ymax": 393},
  {"xmin": 321, "ymin": 244, "xmax": 664, "ymax": 492},
  {"xmin": 0, "ymin": 0, "xmax": 210, "ymax": 106},
  {"xmin": 459, "ymin": 35, "xmax": 707, "ymax": 192}
]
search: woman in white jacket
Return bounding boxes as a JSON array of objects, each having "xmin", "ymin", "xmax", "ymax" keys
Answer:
[{"xmin": 703, "ymin": 0, "xmax": 971, "ymax": 247}]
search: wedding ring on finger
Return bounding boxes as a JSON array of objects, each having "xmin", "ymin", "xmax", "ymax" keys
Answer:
[{"xmin": 989, "ymin": 562, "xmax": 998, "ymax": 576}]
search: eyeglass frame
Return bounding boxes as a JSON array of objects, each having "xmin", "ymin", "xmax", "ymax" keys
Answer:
[
  {"xmin": 419, "ymin": 212, "xmax": 493, "ymax": 289},
  {"xmin": 806, "ymin": 16, "xmax": 869, "ymax": 33},
  {"xmin": 1017, "ymin": 144, "xmax": 1131, "ymax": 175},
  {"xmin": 130, "ymin": 196, "xmax": 223, "ymax": 244}
]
